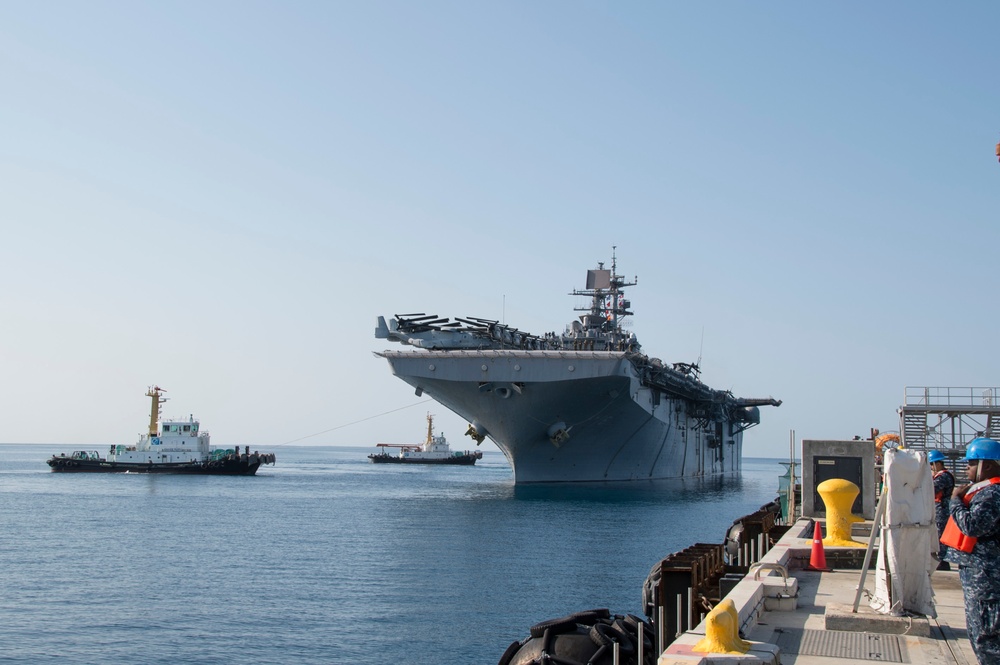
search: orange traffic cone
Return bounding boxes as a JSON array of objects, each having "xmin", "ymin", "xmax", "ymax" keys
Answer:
[{"xmin": 807, "ymin": 521, "xmax": 830, "ymax": 571}]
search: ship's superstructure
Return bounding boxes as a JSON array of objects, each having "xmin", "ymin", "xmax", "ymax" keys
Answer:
[{"xmin": 374, "ymin": 250, "xmax": 780, "ymax": 484}]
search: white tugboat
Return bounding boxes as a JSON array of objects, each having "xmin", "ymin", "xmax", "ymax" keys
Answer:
[
  {"xmin": 369, "ymin": 413, "xmax": 483, "ymax": 465},
  {"xmin": 46, "ymin": 386, "xmax": 275, "ymax": 475}
]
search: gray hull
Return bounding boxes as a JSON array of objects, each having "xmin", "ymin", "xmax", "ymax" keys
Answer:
[{"xmin": 379, "ymin": 350, "xmax": 742, "ymax": 484}]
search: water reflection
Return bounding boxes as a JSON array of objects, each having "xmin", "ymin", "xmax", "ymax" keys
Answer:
[{"xmin": 511, "ymin": 473, "xmax": 746, "ymax": 504}]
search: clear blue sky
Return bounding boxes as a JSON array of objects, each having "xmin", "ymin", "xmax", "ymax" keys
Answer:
[{"xmin": 2, "ymin": 3, "xmax": 999, "ymax": 458}]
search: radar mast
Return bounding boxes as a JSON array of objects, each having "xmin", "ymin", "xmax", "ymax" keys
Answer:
[{"xmin": 570, "ymin": 246, "xmax": 637, "ymax": 349}]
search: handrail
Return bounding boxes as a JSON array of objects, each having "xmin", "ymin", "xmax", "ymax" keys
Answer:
[{"xmin": 903, "ymin": 386, "xmax": 1000, "ymax": 408}]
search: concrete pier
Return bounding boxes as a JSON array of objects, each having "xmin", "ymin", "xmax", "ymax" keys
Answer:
[{"xmin": 658, "ymin": 517, "xmax": 975, "ymax": 664}]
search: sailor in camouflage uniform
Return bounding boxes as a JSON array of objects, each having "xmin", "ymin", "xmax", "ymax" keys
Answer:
[
  {"xmin": 928, "ymin": 449, "xmax": 955, "ymax": 570},
  {"xmin": 944, "ymin": 437, "xmax": 1000, "ymax": 664}
]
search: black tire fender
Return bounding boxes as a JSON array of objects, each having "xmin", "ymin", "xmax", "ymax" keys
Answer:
[
  {"xmin": 568, "ymin": 608, "xmax": 611, "ymax": 624},
  {"xmin": 622, "ymin": 614, "xmax": 654, "ymax": 651},
  {"xmin": 528, "ymin": 616, "xmax": 579, "ymax": 639},
  {"xmin": 589, "ymin": 621, "xmax": 634, "ymax": 654},
  {"xmin": 496, "ymin": 639, "xmax": 522, "ymax": 665},
  {"xmin": 623, "ymin": 614, "xmax": 647, "ymax": 630}
]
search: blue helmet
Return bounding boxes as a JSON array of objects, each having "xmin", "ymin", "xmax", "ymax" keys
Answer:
[
  {"xmin": 927, "ymin": 449, "xmax": 946, "ymax": 463},
  {"xmin": 966, "ymin": 437, "xmax": 1000, "ymax": 461}
]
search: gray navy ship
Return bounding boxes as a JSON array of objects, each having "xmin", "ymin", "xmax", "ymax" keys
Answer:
[{"xmin": 374, "ymin": 250, "xmax": 780, "ymax": 484}]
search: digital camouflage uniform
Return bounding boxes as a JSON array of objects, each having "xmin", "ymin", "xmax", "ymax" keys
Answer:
[
  {"xmin": 949, "ymin": 481, "xmax": 1000, "ymax": 664},
  {"xmin": 933, "ymin": 468, "xmax": 955, "ymax": 562}
]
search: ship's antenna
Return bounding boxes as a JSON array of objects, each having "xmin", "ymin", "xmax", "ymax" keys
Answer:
[
  {"xmin": 610, "ymin": 246, "xmax": 618, "ymax": 347},
  {"xmin": 501, "ymin": 294, "xmax": 506, "ymax": 349},
  {"xmin": 697, "ymin": 327, "xmax": 704, "ymax": 369}
]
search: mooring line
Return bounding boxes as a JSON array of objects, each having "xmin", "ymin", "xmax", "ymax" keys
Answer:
[{"xmin": 276, "ymin": 399, "xmax": 433, "ymax": 446}]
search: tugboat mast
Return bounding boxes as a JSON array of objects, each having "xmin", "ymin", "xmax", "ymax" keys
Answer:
[{"xmin": 146, "ymin": 386, "xmax": 167, "ymax": 437}]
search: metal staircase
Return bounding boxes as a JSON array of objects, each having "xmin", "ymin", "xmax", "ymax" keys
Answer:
[
  {"xmin": 898, "ymin": 387, "xmax": 1000, "ymax": 459},
  {"xmin": 901, "ymin": 410, "xmax": 927, "ymax": 448},
  {"xmin": 987, "ymin": 412, "xmax": 1000, "ymax": 440}
]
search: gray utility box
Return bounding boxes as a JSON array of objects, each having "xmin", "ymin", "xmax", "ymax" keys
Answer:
[{"xmin": 801, "ymin": 439, "xmax": 876, "ymax": 519}]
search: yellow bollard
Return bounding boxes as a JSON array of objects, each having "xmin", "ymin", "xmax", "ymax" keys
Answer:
[
  {"xmin": 692, "ymin": 599, "xmax": 751, "ymax": 654},
  {"xmin": 816, "ymin": 478, "xmax": 865, "ymax": 547}
]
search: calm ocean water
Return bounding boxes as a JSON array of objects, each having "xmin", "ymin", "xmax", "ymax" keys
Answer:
[{"xmin": 0, "ymin": 444, "xmax": 783, "ymax": 664}]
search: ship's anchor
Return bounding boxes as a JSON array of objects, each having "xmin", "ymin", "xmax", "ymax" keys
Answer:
[
  {"xmin": 548, "ymin": 421, "xmax": 570, "ymax": 447},
  {"xmin": 465, "ymin": 421, "xmax": 487, "ymax": 444}
]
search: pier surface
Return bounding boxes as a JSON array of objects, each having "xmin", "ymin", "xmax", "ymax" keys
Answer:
[{"xmin": 659, "ymin": 518, "xmax": 975, "ymax": 664}]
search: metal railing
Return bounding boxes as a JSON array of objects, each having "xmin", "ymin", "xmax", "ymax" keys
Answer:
[
  {"xmin": 903, "ymin": 386, "xmax": 1000, "ymax": 407},
  {"xmin": 900, "ymin": 386, "xmax": 1000, "ymax": 452}
]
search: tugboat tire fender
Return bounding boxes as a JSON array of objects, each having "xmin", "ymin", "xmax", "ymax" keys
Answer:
[
  {"xmin": 496, "ymin": 639, "xmax": 523, "ymax": 665},
  {"xmin": 589, "ymin": 621, "xmax": 634, "ymax": 653},
  {"xmin": 623, "ymin": 614, "xmax": 655, "ymax": 651},
  {"xmin": 568, "ymin": 608, "xmax": 611, "ymax": 622},
  {"xmin": 612, "ymin": 617, "xmax": 642, "ymax": 651},
  {"xmin": 528, "ymin": 615, "xmax": 580, "ymax": 639}
]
